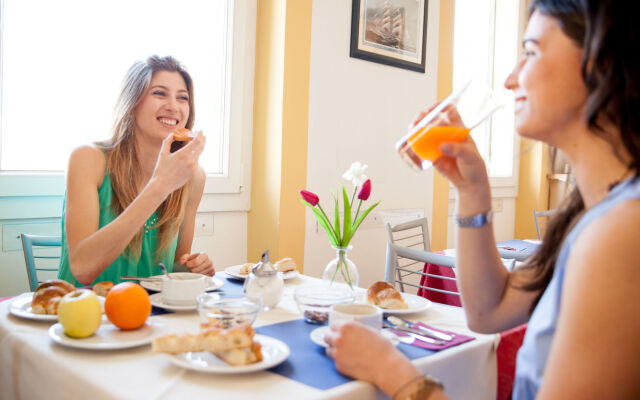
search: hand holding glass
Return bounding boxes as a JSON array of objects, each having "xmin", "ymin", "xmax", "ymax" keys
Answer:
[{"xmin": 396, "ymin": 81, "xmax": 503, "ymax": 170}]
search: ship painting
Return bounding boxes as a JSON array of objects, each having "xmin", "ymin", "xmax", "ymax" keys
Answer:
[{"xmin": 363, "ymin": 0, "xmax": 417, "ymax": 54}]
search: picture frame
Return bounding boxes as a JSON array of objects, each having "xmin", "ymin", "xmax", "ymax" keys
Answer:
[{"xmin": 350, "ymin": 0, "xmax": 429, "ymax": 73}]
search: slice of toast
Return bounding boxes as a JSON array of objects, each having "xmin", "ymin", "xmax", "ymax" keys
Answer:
[{"xmin": 152, "ymin": 324, "xmax": 255, "ymax": 355}]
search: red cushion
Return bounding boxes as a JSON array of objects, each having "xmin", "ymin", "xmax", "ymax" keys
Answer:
[{"xmin": 417, "ymin": 257, "xmax": 462, "ymax": 307}]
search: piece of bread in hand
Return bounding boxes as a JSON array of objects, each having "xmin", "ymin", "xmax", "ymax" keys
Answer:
[
  {"xmin": 367, "ymin": 281, "xmax": 408, "ymax": 309},
  {"xmin": 273, "ymin": 257, "xmax": 297, "ymax": 273},
  {"xmin": 92, "ymin": 281, "xmax": 114, "ymax": 297},
  {"xmin": 170, "ymin": 128, "xmax": 194, "ymax": 153},
  {"xmin": 239, "ymin": 263, "xmax": 254, "ymax": 275},
  {"xmin": 152, "ymin": 324, "xmax": 263, "ymax": 366}
]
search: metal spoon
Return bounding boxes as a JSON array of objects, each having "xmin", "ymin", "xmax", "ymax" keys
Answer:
[
  {"xmin": 158, "ymin": 263, "xmax": 172, "ymax": 279},
  {"xmin": 387, "ymin": 316, "xmax": 454, "ymax": 341}
]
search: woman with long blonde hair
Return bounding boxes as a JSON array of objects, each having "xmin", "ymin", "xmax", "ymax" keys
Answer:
[{"xmin": 58, "ymin": 55, "xmax": 214, "ymax": 286}]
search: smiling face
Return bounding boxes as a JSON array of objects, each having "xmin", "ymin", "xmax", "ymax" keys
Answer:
[
  {"xmin": 133, "ymin": 70, "xmax": 191, "ymax": 142},
  {"xmin": 504, "ymin": 11, "xmax": 587, "ymax": 145}
]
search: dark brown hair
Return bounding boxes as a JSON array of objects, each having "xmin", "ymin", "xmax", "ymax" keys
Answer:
[{"xmin": 512, "ymin": 0, "xmax": 640, "ymax": 312}]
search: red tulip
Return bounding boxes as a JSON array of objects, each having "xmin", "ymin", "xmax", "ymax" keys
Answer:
[
  {"xmin": 300, "ymin": 190, "xmax": 320, "ymax": 206},
  {"xmin": 357, "ymin": 179, "xmax": 371, "ymax": 201}
]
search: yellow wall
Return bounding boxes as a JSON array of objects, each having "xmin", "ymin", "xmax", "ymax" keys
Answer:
[
  {"xmin": 431, "ymin": 0, "xmax": 455, "ymax": 251},
  {"xmin": 514, "ymin": 140, "xmax": 550, "ymax": 239},
  {"xmin": 248, "ymin": 0, "xmax": 312, "ymax": 266}
]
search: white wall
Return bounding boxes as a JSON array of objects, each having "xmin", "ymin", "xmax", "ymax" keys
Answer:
[{"xmin": 303, "ymin": 0, "xmax": 442, "ymax": 288}]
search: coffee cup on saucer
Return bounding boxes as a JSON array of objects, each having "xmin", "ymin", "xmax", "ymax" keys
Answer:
[
  {"xmin": 161, "ymin": 272, "xmax": 208, "ymax": 306},
  {"xmin": 329, "ymin": 303, "xmax": 383, "ymax": 330}
]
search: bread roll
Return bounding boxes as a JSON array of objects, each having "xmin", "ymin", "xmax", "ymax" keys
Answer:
[
  {"xmin": 273, "ymin": 258, "xmax": 297, "ymax": 273},
  {"xmin": 92, "ymin": 281, "xmax": 114, "ymax": 297},
  {"xmin": 31, "ymin": 286, "xmax": 68, "ymax": 314},
  {"xmin": 367, "ymin": 281, "xmax": 408, "ymax": 309},
  {"xmin": 170, "ymin": 128, "xmax": 194, "ymax": 152},
  {"xmin": 34, "ymin": 279, "xmax": 75, "ymax": 294},
  {"xmin": 239, "ymin": 263, "xmax": 254, "ymax": 275}
]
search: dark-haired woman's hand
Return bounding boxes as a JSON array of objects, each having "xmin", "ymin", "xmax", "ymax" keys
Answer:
[{"xmin": 150, "ymin": 131, "xmax": 206, "ymax": 197}]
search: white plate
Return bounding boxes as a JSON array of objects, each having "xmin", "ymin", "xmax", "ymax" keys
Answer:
[
  {"xmin": 140, "ymin": 276, "xmax": 224, "ymax": 292},
  {"xmin": 310, "ymin": 326, "xmax": 399, "ymax": 348},
  {"xmin": 381, "ymin": 293, "xmax": 432, "ymax": 315},
  {"xmin": 149, "ymin": 293, "xmax": 202, "ymax": 312},
  {"xmin": 48, "ymin": 320, "xmax": 164, "ymax": 350},
  {"xmin": 9, "ymin": 293, "xmax": 106, "ymax": 321},
  {"xmin": 224, "ymin": 265, "xmax": 299, "ymax": 281},
  {"xmin": 9, "ymin": 294, "xmax": 58, "ymax": 321},
  {"xmin": 166, "ymin": 334, "xmax": 290, "ymax": 373}
]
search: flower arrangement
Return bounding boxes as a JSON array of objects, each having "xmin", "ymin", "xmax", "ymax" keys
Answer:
[{"xmin": 300, "ymin": 162, "xmax": 380, "ymax": 287}]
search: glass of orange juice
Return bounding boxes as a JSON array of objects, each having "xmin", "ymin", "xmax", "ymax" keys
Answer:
[{"xmin": 396, "ymin": 81, "xmax": 503, "ymax": 170}]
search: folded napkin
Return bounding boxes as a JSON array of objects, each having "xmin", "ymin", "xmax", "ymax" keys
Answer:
[{"xmin": 393, "ymin": 322, "xmax": 473, "ymax": 350}]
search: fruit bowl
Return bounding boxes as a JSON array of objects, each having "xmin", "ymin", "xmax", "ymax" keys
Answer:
[
  {"xmin": 197, "ymin": 295, "xmax": 261, "ymax": 329},
  {"xmin": 293, "ymin": 285, "xmax": 356, "ymax": 324}
]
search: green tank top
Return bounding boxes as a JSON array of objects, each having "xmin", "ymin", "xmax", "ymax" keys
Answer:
[{"xmin": 58, "ymin": 169, "xmax": 178, "ymax": 286}]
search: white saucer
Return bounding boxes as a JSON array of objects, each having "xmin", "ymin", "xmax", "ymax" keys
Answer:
[
  {"xmin": 166, "ymin": 334, "xmax": 290, "ymax": 373},
  {"xmin": 149, "ymin": 292, "xmax": 206, "ymax": 311},
  {"xmin": 48, "ymin": 320, "xmax": 165, "ymax": 350},
  {"xmin": 225, "ymin": 264, "xmax": 299, "ymax": 281},
  {"xmin": 310, "ymin": 326, "xmax": 399, "ymax": 348},
  {"xmin": 140, "ymin": 276, "xmax": 224, "ymax": 292},
  {"xmin": 9, "ymin": 293, "xmax": 106, "ymax": 321}
]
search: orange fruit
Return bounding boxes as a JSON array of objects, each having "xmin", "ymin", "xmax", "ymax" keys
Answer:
[{"xmin": 104, "ymin": 282, "xmax": 151, "ymax": 330}]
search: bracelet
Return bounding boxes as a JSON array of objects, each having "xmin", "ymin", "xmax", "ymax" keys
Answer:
[
  {"xmin": 393, "ymin": 375, "xmax": 444, "ymax": 400},
  {"xmin": 455, "ymin": 210, "xmax": 493, "ymax": 228}
]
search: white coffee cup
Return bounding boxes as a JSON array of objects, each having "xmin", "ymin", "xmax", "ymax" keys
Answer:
[
  {"xmin": 329, "ymin": 303, "xmax": 383, "ymax": 330},
  {"xmin": 161, "ymin": 272, "xmax": 208, "ymax": 306}
]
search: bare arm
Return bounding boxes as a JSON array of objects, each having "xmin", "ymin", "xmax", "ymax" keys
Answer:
[
  {"xmin": 175, "ymin": 166, "xmax": 215, "ymax": 275},
  {"xmin": 537, "ymin": 201, "xmax": 640, "ymax": 399},
  {"xmin": 436, "ymin": 137, "xmax": 540, "ymax": 333},
  {"xmin": 66, "ymin": 133, "xmax": 205, "ymax": 284}
]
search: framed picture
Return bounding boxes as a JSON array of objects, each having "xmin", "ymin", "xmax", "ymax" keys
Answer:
[{"xmin": 350, "ymin": 0, "xmax": 429, "ymax": 73}]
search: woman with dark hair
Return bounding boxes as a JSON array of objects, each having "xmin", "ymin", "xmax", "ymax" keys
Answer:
[
  {"xmin": 325, "ymin": 0, "xmax": 640, "ymax": 398},
  {"xmin": 58, "ymin": 55, "xmax": 214, "ymax": 286}
]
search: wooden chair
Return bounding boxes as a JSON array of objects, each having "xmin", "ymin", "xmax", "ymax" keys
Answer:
[
  {"xmin": 532, "ymin": 209, "xmax": 556, "ymax": 240},
  {"xmin": 20, "ymin": 234, "xmax": 62, "ymax": 291}
]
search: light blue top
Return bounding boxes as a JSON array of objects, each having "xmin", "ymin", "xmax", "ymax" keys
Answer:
[{"xmin": 513, "ymin": 176, "xmax": 640, "ymax": 399}]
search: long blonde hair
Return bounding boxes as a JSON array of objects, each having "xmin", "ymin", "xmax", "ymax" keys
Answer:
[{"xmin": 98, "ymin": 55, "xmax": 195, "ymax": 260}]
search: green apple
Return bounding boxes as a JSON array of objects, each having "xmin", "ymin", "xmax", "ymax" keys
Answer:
[{"xmin": 58, "ymin": 289, "xmax": 102, "ymax": 338}]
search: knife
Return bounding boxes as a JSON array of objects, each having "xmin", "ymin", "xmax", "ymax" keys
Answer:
[
  {"xmin": 387, "ymin": 316, "xmax": 454, "ymax": 341},
  {"xmin": 384, "ymin": 323, "xmax": 445, "ymax": 346}
]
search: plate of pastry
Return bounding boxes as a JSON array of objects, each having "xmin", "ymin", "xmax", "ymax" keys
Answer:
[
  {"xmin": 9, "ymin": 279, "xmax": 79, "ymax": 321},
  {"xmin": 48, "ymin": 320, "xmax": 165, "ymax": 350},
  {"xmin": 139, "ymin": 275, "xmax": 224, "ymax": 293},
  {"xmin": 365, "ymin": 281, "xmax": 432, "ymax": 315},
  {"xmin": 225, "ymin": 258, "xmax": 299, "ymax": 281},
  {"xmin": 155, "ymin": 324, "xmax": 290, "ymax": 373}
]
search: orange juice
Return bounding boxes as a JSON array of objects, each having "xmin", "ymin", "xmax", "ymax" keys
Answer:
[{"xmin": 408, "ymin": 125, "xmax": 470, "ymax": 162}]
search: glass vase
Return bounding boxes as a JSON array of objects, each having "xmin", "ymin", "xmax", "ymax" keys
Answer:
[{"xmin": 322, "ymin": 245, "xmax": 359, "ymax": 290}]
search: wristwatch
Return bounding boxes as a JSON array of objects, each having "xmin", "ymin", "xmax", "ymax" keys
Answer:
[{"xmin": 455, "ymin": 210, "xmax": 493, "ymax": 228}]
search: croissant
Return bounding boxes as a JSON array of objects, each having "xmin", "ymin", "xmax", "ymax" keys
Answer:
[{"xmin": 367, "ymin": 281, "xmax": 408, "ymax": 309}]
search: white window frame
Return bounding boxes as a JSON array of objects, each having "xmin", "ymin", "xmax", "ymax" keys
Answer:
[
  {"xmin": 448, "ymin": 0, "xmax": 527, "ymax": 200},
  {"xmin": 0, "ymin": 0, "xmax": 256, "ymax": 204}
]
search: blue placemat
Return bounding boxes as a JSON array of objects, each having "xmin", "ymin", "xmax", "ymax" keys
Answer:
[
  {"xmin": 150, "ymin": 273, "xmax": 246, "ymax": 316},
  {"xmin": 255, "ymin": 319, "xmax": 435, "ymax": 390}
]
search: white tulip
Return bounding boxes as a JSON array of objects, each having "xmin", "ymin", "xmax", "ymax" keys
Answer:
[{"xmin": 342, "ymin": 162, "xmax": 368, "ymax": 186}]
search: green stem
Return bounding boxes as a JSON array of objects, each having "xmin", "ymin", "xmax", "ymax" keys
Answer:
[
  {"xmin": 317, "ymin": 203, "xmax": 338, "ymax": 239},
  {"xmin": 352, "ymin": 200, "xmax": 363, "ymax": 228},
  {"xmin": 350, "ymin": 186, "xmax": 357, "ymax": 207}
]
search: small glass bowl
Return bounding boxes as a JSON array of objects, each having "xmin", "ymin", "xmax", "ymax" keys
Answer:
[
  {"xmin": 293, "ymin": 285, "xmax": 356, "ymax": 324},
  {"xmin": 197, "ymin": 294, "xmax": 261, "ymax": 329}
]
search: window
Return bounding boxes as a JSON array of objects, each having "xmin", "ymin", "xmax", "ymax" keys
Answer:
[
  {"xmin": 0, "ymin": 0, "xmax": 254, "ymax": 196},
  {"xmin": 453, "ymin": 0, "xmax": 523, "ymax": 183}
]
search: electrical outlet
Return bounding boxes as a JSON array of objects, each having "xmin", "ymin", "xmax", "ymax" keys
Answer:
[{"xmin": 194, "ymin": 214, "xmax": 214, "ymax": 237}]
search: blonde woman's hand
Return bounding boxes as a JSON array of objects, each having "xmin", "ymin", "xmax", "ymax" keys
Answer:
[
  {"xmin": 178, "ymin": 252, "xmax": 215, "ymax": 276},
  {"xmin": 151, "ymin": 131, "xmax": 206, "ymax": 196}
]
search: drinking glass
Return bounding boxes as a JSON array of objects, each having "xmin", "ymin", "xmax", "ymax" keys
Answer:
[{"xmin": 396, "ymin": 80, "xmax": 503, "ymax": 170}]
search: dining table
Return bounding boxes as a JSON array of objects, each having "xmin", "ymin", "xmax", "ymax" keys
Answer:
[{"xmin": 0, "ymin": 272, "xmax": 499, "ymax": 400}]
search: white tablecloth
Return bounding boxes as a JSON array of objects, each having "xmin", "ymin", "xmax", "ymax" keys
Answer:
[{"xmin": 0, "ymin": 275, "xmax": 498, "ymax": 400}]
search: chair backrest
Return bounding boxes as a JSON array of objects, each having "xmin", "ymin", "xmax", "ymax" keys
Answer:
[
  {"xmin": 532, "ymin": 209, "xmax": 556, "ymax": 240},
  {"xmin": 21, "ymin": 234, "xmax": 62, "ymax": 291},
  {"xmin": 385, "ymin": 218, "xmax": 430, "ymax": 293},
  {"xmin": 385, "ymin": 242, "xmax": 460, "ymax": 305}
]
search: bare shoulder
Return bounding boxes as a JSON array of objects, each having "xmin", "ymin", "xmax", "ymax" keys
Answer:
[
  {"xmin": 67, "ymin": 144, "xmax": 107, "ymax": 187},
  {"xmin": 570, "ymin": 199, "xmax": 640, "ymax": 272}
]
